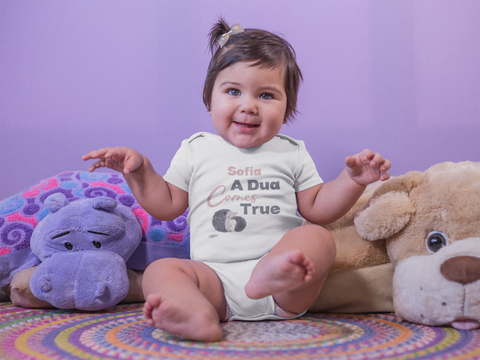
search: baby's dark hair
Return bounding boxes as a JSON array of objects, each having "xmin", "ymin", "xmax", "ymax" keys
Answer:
[{"xmin": 203, "ymin": 18, "xmax": 303, "ymax": 123}]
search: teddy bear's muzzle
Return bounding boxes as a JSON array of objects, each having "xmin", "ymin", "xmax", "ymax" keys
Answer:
[{"xmin": 392, "ymin": 238, "xmax": 480, "ymax": 330}]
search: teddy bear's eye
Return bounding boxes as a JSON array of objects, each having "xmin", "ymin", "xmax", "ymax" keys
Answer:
[
  {"xmin": 426, "ymin": 231, "xmax": 449, "ymax": 253},
  {"xmin": 64, "ymin": 242, "xmax": 73, "ymax": 250},
  {"xmin": 93, "ymin": 241, "xmax": 102, "ymax": 249}
]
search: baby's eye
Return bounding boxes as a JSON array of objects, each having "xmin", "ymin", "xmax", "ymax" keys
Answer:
[
  {"xmin": 260, "ymin": 93, "xmax": 273, "ymax": 100},
  {"xmin": 227, "ymin": 88, "xmax": 240, "ymax": 96}
]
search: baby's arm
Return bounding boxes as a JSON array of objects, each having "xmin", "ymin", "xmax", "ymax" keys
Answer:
[
  {"xmin": 297, "ymin": 149, "xmax": 391, "ymax": 225},
  {"xmin": 82, "ymin": 147, "xmax": 188, "ymax": 221}
]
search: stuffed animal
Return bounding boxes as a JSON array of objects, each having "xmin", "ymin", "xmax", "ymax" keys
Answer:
[
  {"xmin": 0, "ymin": 171, "xmax": 190, "ymax": 310},
  {"xmin": 28, "ymin": 193, "xmax": 142, "ymax": 310},
  {"xmin": 312, "ymin": 161, "xmax": 480, "ymax": 330}
]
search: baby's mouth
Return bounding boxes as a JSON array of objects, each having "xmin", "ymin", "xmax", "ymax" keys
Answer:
[{"xmin": 234, "ymin": 122, "xmax": 259, "ymax": 129}]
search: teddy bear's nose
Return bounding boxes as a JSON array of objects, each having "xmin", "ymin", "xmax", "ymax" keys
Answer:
[{"xmin": 440, "ymin": 256, "xmax": 480, "ymax": 284}]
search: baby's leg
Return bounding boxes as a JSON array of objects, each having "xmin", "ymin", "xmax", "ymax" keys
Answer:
[
  {"xmin": 142, "ymin": 258, "xmax": 226, "ymax": 342},
  {"xmin": 244, "ymin": 225, "xmax": 336, "ymax": 315}
]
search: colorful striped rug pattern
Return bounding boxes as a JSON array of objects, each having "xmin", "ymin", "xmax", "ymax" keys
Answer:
[{"xmin": 1, "ymin": 302, "xmax": 479, "ymax": 360}]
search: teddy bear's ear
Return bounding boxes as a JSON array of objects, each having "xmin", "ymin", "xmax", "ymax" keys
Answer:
[
  {"xmin": 44, "ymin": 193, "xmax": 69, "ymax": 213},
  {"xmin": 354, "ymin": 171, "xmax": 423, "ymax": 241},
  {"xmin": 92, "ymin": 196, "xmax": 118, "ymax": 211}
]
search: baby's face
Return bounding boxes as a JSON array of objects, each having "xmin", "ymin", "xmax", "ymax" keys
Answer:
[{"xmin": 209, "ymin": 61, "xmax": 287, "ymax": 149}]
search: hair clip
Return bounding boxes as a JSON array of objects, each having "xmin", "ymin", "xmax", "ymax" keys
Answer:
[{"xmin": 219, "ymin": 23, "xmax": 245, "ymax": 48}]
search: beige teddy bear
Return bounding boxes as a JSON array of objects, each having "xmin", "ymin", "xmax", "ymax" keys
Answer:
[{"xmin": 311, "ymin": 161, "xmax": 480, "ymax": 331}]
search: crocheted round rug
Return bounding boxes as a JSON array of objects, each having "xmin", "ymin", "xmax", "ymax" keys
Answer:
[{"xmin": 1, "ymin": 303, "xmax": 479, "ymax": 360}]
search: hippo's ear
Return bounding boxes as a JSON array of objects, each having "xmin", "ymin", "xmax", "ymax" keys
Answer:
[
  {"xmin": 45, "ymin": 193, "xmax": 69, "ymax": 213},
  {"xmin": 92, "ymin": 196, "xmax": 118, "ymax": 211}
]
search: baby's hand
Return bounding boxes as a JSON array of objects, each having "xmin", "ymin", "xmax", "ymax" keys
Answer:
[
  {"xmin": 82, "ymin": 147, "xmax": 143, "ymax": 175},
  {"xmin": 345, "ymin": 149, "xmax": 391, "ymax": 186}
]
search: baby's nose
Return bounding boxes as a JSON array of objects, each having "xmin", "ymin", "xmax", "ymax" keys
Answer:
[{"xmin": 240, "ymin": 97, "xmax": 258, "ymax": 114}]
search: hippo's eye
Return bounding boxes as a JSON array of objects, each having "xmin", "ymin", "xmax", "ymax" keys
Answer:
[
  {"xmin": 88, "ymin": 231, "xmax": 108, "ymax": 236},
  {"xmin": 93, "ymin": 241, "xmax": 102, "ymax": 249},
  {"xmin": 64, "ymin": 242, "xmax": 73, "ymax": 250},
  {"xmin": 426, "ymin": 231, "xmax": 449, "ymax": 253},
  {"xmin": 53, "ymin": 231, "xmax": 70, "ymax": 239}
]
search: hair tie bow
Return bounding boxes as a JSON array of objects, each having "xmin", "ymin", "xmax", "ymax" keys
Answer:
[{"xmin": 219, "ymin": 24, "xmax": 245, "ymax": 48}]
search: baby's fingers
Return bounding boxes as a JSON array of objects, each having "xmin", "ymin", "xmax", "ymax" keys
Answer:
[
  {"xmin": 369, "ymin": 153, "xmax": 384, "ymax": 167},
  {"xmin": 361, "ymin": 150, "xmax": 387, "ymax": 169},
  {"xmin": 379, "ymin": 158, "xmax": 392, "ymax": 172},
  {"xmin": 379, "ymin": 159, "xmax": 392, "ymax": 181},
  {"xmin": 87, "ymin": 159, "xmax": 107, "ymax": 172},
  {"xmin": 359, "ymin": 149, "xmax": 374, "ymax": 163},
  {"xmin": 344, "ymin": 155, "xmax": 357, "ymax": 168},
  {"xmin": 82, "ymin": 147, "xmax": 113, "ymax": 161}
]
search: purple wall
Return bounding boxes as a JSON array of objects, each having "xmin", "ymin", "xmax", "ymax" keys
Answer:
[{"xmin": 1, "ymin": 0, "xmax": 479, "ymax": 200}]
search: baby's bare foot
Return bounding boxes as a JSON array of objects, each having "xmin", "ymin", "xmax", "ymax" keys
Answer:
[
  {"xmin": 244, "ymin": 250, "xmax": 315, "ymax": 300},
  {"xmin": 143, "ymin": 294, "xmax": 223, "ymax": 342}
]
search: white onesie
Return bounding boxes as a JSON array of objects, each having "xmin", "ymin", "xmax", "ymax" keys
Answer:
[{"xmin": 163, "ymin": 132, "xmax": 323, "ymax": 320}]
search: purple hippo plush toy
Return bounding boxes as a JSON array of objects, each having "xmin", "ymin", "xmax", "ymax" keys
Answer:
[{"xmin": 29, "ymin": 193, "xmax": 142, "ymax": 311}]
